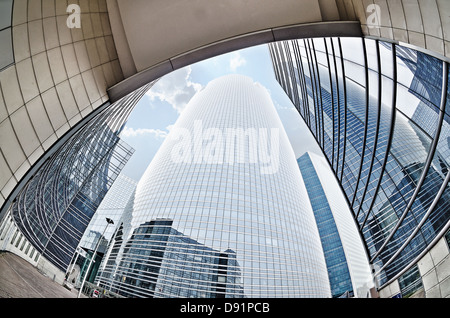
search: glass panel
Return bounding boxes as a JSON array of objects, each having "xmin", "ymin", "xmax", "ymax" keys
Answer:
[
  {"xmin": 379, "ymin": 42, "xmax": 394, "ymax": 79},
  {"xmin": 365, "ymin": 38, "xmax": 379, "ymax": 72},
  {"xmin": 398, "ymin": 265, "xmax": 423, "ymax": 298},
  {"xmin": 341, "ymin": 37, "xmax": 365, "ymax": 66},
  {"xmin": 0, "ymin": 28, "xmax": 13, "ymax": 70},
  {"xmin": 344, "ymin": 60, "xmax": 366, "ymax": 87},
  {"xmin": 0, "ymin": 0, "xmax": 13, "ymax": 30}
]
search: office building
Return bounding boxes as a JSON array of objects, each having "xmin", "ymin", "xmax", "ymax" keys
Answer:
[
  {"xmin": 269, "ymin": 37, "xmax": 450, "ymax": 296},
  {"xmin": 0, "ymin": 83, "xmax": 151, "ymax": 282},
  {"xmin": 298, "ymin": 152, "xmax": 373, "ymax": 298},
  {"xmin": 95, "ymin": 74, "xmax": 331, "ymax": 298},
  {"xmin": 69, "ymin": 174, "xmax": 138, "ymax": 285},
  {"xmin": 1, "ymin": 0, "xmax": 449, "ymax": 298}
]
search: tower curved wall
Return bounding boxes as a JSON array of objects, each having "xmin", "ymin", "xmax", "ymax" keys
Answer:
[{"xmin": 97, "ymin": 74, "xmax": 331, "ymax": 298}]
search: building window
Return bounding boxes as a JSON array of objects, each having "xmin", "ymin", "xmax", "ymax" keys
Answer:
[
  {"xmin": 10, "ymin": 229, "xmax": 18, "ymax": 244},
  {"xmin": 0, "ymin": 0, "xmax": 14, "ymax": 70},
  {"xmin": 445, "ymin": 230, "xmax": 450, "ymax": 251},
  {"xmin": 15, "ymin": 234, "xmax": 22, "ymax": 248},
  {"xmin": 398, "ymin": 265, "xmax": 423, "ymax": 298}
]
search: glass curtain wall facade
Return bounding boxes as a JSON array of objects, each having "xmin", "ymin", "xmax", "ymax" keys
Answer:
[
  {"xmin": 269, "ymin": 38, "xmax": 450, "ymax": 289},
  {"xmin": 80, "ymin": 174, "xmax": 137, "ymax": 254},
  {"xmin": 96, "ymin": 74, "xmax": 331, "ymax": 298},
  {"xmin": 8, "ymin": 83, "xmax": 153, "ymax": 272},
  {"xmin": 99, "ymin": 218, "xmax": 245, "ymax": 298},
  {"xmin": 71, "ymin": 174, "xmax": 138, "ymax": 284},
  {"xmin": 297, "ymin": 153, "xmax": 353, "ymax": 298}
]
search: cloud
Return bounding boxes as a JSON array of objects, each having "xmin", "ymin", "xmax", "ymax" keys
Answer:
[
  {"xmin": 121, "ymin": 126, "xmax": 168, "ymax": 139},
  {"xmin": 229, "ymin": 52, "xmax": 246, "ymax": 72},
  {"xmin": 146, "ymin": 66, "xmax": 202, "ymax": 113},
  {"xmin": 166, "ymin": 124, "xmax": 174, "ymax": 132},
  {"xmin": 273, "ymin": 100, "xmax": 290, "ymax": 111}
]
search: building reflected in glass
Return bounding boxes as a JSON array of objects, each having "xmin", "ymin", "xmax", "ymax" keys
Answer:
[
  {"xmin": 7, "ymin": 84, "xmax": 152, "ymax": 273},
  {"xmin": 68, "ymin": 174, "xmax": 138, "ymax": 285},
  {"xmin": 96, "ymin": 74, "xmax": 331, "ymax": 298},
  {"xmin": 99, "ymin": 218, "xmax": 244, "ymax": 298},
  {"xmin": 269, "ymin": 38, "xmax": 450, "ymax": 291}
]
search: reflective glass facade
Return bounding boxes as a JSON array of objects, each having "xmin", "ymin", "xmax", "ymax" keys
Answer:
[
  {"xmin": 96, "ymin": 74, "xmax": 331, "ymax": 298},
  {"xmin": 100, "ymin": 218, "xmax": 245, "ymax": 298},
  {"xmin": 297, "ymin": 153, "xmax": 353, "ymax": 298},
  {"xmin": 71, "ymin": 174, "xmax": 138, "ymax": 283},
  {"xmin": 8, "ymin": 84, "xmax": 152, "ymax": 272},
  {"xmin": 398, "ymin": 264, "xmax": 423, "ymax": 298},
  {"xmin": 80, "ymin": 174, "xmax": 137, "ymax": 255},
  {"xmin": 269, "ymin": 38, "xmax": 450, "ymax": 289}
]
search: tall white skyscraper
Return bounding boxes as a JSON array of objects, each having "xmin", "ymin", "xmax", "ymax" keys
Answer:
[{"xmin": 96, "ymin": 74, "xmax": 330, "ymax": 298}]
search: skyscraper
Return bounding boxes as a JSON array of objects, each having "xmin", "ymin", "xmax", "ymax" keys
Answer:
[
  {"xmin": 269, "ymin": 37, "xmax": 450, "ymax": 295},
  {"xmin": 297, "ymin": 152, "xmax": 373, "ymax": 298},
  {"xmin": 1, "ymin": 83, "xmax": 153, "ymax": 279},
  {"xmin": 96, "ymin": 74, "xmax": 331, "ymax": 298}
]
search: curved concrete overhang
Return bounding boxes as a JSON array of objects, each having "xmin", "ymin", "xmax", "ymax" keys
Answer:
[
  {"xmin": 110, "ymin": 0, "xmax": 327, "ymax": 74},
  {"xmin": 106, "ymin": 0, "xmax": 360, "ymax": 101},
  {"xmin": 106, "ymin": 0, "xmax": 450, "ymax": 102},
  {"xmin": 107, "ymin": 20, "xmax": 363, "ymax": 102}
]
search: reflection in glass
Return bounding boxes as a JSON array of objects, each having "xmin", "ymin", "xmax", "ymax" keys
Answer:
[
  {"xmin": 270, "ymin": 38, "xmax": 450, "ymax": 290},
  {"xmin": 9, "ymin": 84, "xmax": 153, "ymax": 272}
]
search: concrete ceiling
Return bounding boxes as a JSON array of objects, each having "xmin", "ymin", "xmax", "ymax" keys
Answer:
[
  {"xmin": 106, "ymin": 0, "xmax": 364, "ymax": 101},
  {"xmin": 114, "ymin": 0, "xmax": 325, "ymax": 73}
]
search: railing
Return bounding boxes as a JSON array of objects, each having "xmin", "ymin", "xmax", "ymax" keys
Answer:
[{"xmin": 79, "ymin": 281, "xmax": 124, "ymax": 298}]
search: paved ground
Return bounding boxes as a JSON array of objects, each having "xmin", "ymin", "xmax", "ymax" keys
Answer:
[{"xmin": 0, "ymin": 251, "xmax": 83, "ymax": 298}]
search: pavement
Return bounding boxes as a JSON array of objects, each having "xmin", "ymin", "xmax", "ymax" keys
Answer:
[{"xmin": 0, "ymin": 251, "xmax": 83, "ymax": 298}]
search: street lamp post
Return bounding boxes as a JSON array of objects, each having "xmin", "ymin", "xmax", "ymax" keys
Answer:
[{"xmin": 77, "ymin": 217, "xmax": 114, "ymax": 298}]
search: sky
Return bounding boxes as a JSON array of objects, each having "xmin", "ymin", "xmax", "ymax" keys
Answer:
[{"xmin": 118, "ymin": 44, "xmax": 323, "ymax": 182}]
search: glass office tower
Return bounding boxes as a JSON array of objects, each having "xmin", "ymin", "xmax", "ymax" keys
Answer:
[
  {"xmin": 8, "ymin": 84, "xmax": 153, "ymax": 272},
  {"xmin": 269, "ymin": 38, "xmax": 450, "ymax": 290},
  {"xmin": 298, "ymin": 152, "xmax": 373, "ymax": 298},
  {"xmin": 298, "ymin": 152, "xmax": 353, "ymax": 297},
  {"xmin": 96, "ymin": 74, "xmax": 331, "ymax": 298}
]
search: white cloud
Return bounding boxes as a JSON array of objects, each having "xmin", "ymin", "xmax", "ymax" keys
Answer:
[
  {"xmin": 166, "ymin": 124, "xmax": 174, "ymax": 132},
  {"xmin": 146, "ymin": 66, "xmax": 202, "ymax": 113},
  {"xmin": 121, "ymin": 126, "xmax": 168, "ymax": 139},
  {"xmin": 229, "ymin": 52, "xmax": 246, "ymax": 72}
]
